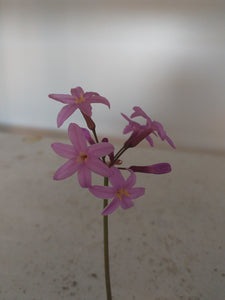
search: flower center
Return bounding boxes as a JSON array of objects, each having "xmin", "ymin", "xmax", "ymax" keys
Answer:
[
  {"xmin": 76, "ymin": 152, "xmax": 88, "ymax": 162},
  {"xmin": 75, "ymin": 94, "xmax": 85, "ymax": 104},
  {"xmin": 116, "ymin": 188, "xmax": 130, "ymax": 201}
]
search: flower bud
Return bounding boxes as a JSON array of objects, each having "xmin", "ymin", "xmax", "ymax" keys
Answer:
[
  {"xmin": 129, "ymin": 163, "xmax": 171, "ymax": 174},
  {"xmin": 82, "ymin": 112, "xmax": 96, "ymax": 130}
]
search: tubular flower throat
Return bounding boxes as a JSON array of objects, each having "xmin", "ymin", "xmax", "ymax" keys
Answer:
[
  {"xmin": 77, "ymin": 152, "xmax": 88, "ymax": 162},
  {"xmin": 75, "ymin": 94, "xmax": 85, "ymax": 104},
  {"xmin": 116, "ymin": 188, "xmax": 130, "ymax": 201}
]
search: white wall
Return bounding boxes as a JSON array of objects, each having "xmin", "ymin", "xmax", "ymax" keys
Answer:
[{"xmin": 0, "ymin": 0, "xmax": 225, "ymax": 151}]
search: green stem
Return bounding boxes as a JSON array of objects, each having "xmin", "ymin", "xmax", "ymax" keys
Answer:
[
  {"xmin": 92, "ymin": 128, "xmax": 99, "ymax": 144},
  {"xmin": 103, "ymin": 177, "xmax": 112, "ymax": 300}
]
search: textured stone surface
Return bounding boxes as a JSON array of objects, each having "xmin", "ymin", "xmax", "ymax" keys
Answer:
[{"xmin": 0, "ymin": 132, "xmax": 224, "ymax": 300}]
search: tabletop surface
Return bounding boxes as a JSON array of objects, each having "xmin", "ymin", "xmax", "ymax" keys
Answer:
[{"xmin": 0, "ymin": 131, "xmax": 224, "ymax": 300}]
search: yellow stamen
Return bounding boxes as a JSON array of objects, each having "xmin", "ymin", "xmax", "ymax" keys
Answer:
[
  {"xmin": 75, "ymin": 94, "xmax": 85, "ymax": 104},
  {"xmin": 76, "ymin": 152, "xmax": 88, "ymax": 162},
  {"xmin": 116, "ymin": 188, "xmax": 130, "ymax": 201}
]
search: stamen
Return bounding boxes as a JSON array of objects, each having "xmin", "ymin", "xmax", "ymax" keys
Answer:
[
  {"xmin": 116, "ymin": 188, "xmax": 130, "ymax": 201},
  {"xmin": 75, "ymin": 94, "xmax": 85, "ymax": 104},
  {"xmin": 76, "ymin": 152, "xmax": 88, "ymax": 162}
]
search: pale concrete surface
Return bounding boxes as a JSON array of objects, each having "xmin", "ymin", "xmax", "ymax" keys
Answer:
[{"xmin": 0, "ymin": 132, "xmax": 224, "ymax": 300}]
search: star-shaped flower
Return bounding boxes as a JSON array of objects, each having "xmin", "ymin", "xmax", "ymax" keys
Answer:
[
  {"xmin": 49, "ymin": 87, "xmax": 110, "ymax": 127},
  {"xmin": 52, "ymin": 123, "xmax": 114, "ymax": 187},
  {"xmin": 122, "ymin": 106, "xmax": 175, "ymax": 148},
  {"xmin": 89, "ymin": 167, "xmax": 145, "ymax": 215}
]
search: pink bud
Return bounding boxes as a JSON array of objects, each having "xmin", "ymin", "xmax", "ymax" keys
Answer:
[
  {"xmin": 129, "ymin": 163, "xmax": 171, "ymax": 174},
  {"xmin": 81, "ymin": 112, "xmax": 96, "ymax": 130}
]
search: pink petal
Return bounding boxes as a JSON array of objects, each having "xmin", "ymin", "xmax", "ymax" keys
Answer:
[
  {"xmin": 131, "ymin": 106, "xmax": 152, "ymax": 122},
  {"xmin": 129, "ymin": 187, "xmax": 145, "ymax": 199},
  {"xmin": 53, "ymin": 159, "xmax": 79, "ymax": 180},
  {"xmin": 51, "ymin": 143, "xmax": 75, "ymax": 158},
  {"xmin": 78, "ymin": 166, "xmax": 91, "ymax": 187},
  {"xmin": 84, "ymin": 92, "xmax": 100, "ymax": 97},
  {"xmin": 87, "ymin": 158, "xmax": 112, "ymax": 177},
  {"xmin": 70, "ymin": 87, "xmax": 84, "ymax": 97},
  {"xmin": 165, "ymin": 135, "xmax": 176, "ymax": 149},
  {"xmin": 109, "ymin": 167, "xmax": 125, "ymax": 187},
  {"xmin": 120, "ymin": 197, "xmax": 134, "ymax": 209},
  {"xmin": 82, "ymin": 128, "xmax": 95, "ymax": 144},
  {"xmin": 68, "ymin": 123, "xmax": 87, "ymax": 151},
  {"xmin": 146, "ymin": 135, "xmax": 154, "ymax": 147},
  {"xmin": 88, "ymin": 142, "xmax": 114, "ymax": 157},
  {"xmin": 101, "ymin": 198, "xmax": 120, "ymax": 215},
  {"xmin": 124, "ymin": 128, "xmax": 152, "ymax": 148},
  {"xmin": 78, "ymin": 102, "xmax": 92, "ymax": 116},
  {"xmin": 87, "ymin": 96, "xmax": 110, "ymax": 109},
  {"xmin": 48, "ymin": 94, "xmax": 75, "ymax": 104},
  {"xmin": 125, "ymin": 170, "xmax": 136, "ymax": 188},
  {"xmin": 89, "ymin": 186, "xmax": 115, "ymax": 199},
  {"xmin": 121, "ymin": 113, "xmax": 130, "ymax": 123},
  {"xmin": 57, "ymin": 104, "xmax": 77, "ymax": 127},
  {"xmin": 152, "ymin": 121, "xmax": 165, "ymax": 138}
]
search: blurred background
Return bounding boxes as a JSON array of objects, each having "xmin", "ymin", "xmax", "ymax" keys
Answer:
[{"xmin": 0, "ymin": 0, "xmax": 224, "ymax": 152}]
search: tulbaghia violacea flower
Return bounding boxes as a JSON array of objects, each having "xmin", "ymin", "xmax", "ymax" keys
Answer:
[
  {"xmin": 129, "ymin": 163, "xmax": 171, "ymax": 174},
  {"xmin": 52, "ymin": 123, "xmax": 114, "ymax": 187},
  {"xmin": 89, "ymin": 167, "xmax": 145, "ymax": 215},
  {"xmin": 49, "ymin": 86, "xmax": 110, "ymax": 127},
  {"xmin": 122, "ymin": 106, "xmax": 175, "ymax": 148}
]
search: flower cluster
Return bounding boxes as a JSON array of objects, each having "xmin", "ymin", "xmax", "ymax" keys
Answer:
[{"xmin": 49, "ymin": 87, "xmax": 174, "ymax": 215}]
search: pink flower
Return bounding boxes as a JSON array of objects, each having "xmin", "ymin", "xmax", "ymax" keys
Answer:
[
  {"xmin": 89, "ymin": 167, "xmax": 145, "ymax": 215},
  {"xmin": 122, "ymin": 106, "xmax": 175, "ymax": 148},
  {"xmin": 129, "ymin": 163, "xmax": 171, "ymax": 174},
  {"xmin": 49, "ymin": 87, "xmax": 110, "ymax": 127},
  {"xmin": 51, "ymin": 123, "xmax": 114, "ymax": 187}
]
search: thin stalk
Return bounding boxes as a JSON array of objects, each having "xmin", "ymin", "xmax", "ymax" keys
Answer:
[
  {"xmin": 103, "ymin": 177, "xmax": 112, "ymax": 300},
  {"xmin": 109, "ymin": 146, "xmax": 127, "ymax": 167},
  {"xmin": 92, "ymin": 128, "xmax": 99, "ymax": 144}
]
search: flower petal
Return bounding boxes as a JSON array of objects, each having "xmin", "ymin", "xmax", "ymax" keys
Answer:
[
  {"xmin": 128, "ymin": 187, "xmax": 145, "ymax": 199},
  {"xmin": 48, "ymin": 94, "xmax": 75, "ymax": 104},
  {"xmin": 89, "ymin": 186, "xmax": 115, "ymax": 199},
  {"xmin": 87, "ymin": 158, "xmax": 112, "ymax": 177},
  {"xmin": 121, "ymin": 197, "xmax": 134, "ymax": 209},
  {"xmin": 53, "ymin": 159, "xmax": 79, "ymax": 180},
  {"xmin": 146, "ymin": 135, "xmax": 154, "ymax": 147},
  {"xmin": 87, "ymin": 96, "xmax": 110, "ymax": 108},
  {"xmin": 109, "ymin": 167, "xmax": 125, "ymax": 187},
  {"xmin": 88, "ymin": 142, "xmax": 114, "ymax": 157},
  {"xmin": 101, "ymin": 198, "xmax": 120, "ymax": 215},
  {"xmin": 78, "ymin": 166, "xmax": 91, "ymax": 187},
  {"xmin": 125, "ymin": 170, "xmax": 136, "ymax": 188},
  {"xmin": 70, "ymin": 87, "xmax": 84, "ymax": 97},
  {"xmin": 78, "ymin": 102, "xmax": 92, "ymax": 116},
  {"xmin": 152, "ymin": 121, "xmax": 165, "ymax": 138},
  {"xmin": 131, "ymin": 106, "xmax": 152, "ymax": 122},
  {"xmin": 82, "ymin": 128, "xmax": 95, "ymax": 145},
  {"xmin": 84, "ymin": 92, "xmax": 100, "ymax": 97},
  {"xmin": 68, "ymin": 123, "xmax": 87, "ymax": 151},
  {"xmin": 121, "ymin": 113, "xmax": 130, "ymax": 123},
  {"xmin": 165, "ymin": 135, "xmax": 176, "ymax": 149},
  {"xmin": 51, "ymin": 143, "xmax": 75, "ymax": 158},
  {"xmin": 57, "ymin": 104, "xmax": 77, "ymax": 127}
]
